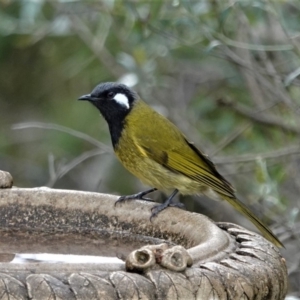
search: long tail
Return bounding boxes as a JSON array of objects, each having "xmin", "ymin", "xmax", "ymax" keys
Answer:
[{"xmin": 221, "ymin": 194, "xmax": 283, "ymax": 248}]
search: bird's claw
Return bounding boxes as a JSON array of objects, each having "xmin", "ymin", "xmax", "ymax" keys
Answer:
[
  {"xmin": 140, "ymin": 197, "xmax": 155, "ymax": 202},
  {"xmin": 150, "ymin": 202, "xmax": 185, "ymax": 221},
  {"xmin": 115, "ymin": 194, "xmax": 154, "ymax": 207},
  {"xmin": 169, "ymin": 202, "xmax": 185, "ymax": 209},
  {"xmin": 115, "ymin": 195, "xmax": 127, "ymax": 207}
]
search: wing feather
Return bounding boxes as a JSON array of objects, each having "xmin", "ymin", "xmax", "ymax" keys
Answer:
[
  {"xmin": 137, "ymin": 137, "xmax": 234, "ymax": 197},
  {"xmin": 165, "ymin": 150, "xmax": 234, "ymax": 196},
  {"xmin": 128, "ymin": 102, "xmax": 234, "ymax": 197}
]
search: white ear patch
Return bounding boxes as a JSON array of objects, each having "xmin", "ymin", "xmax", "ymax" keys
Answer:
[{"xmin": 113, "ymin": 93, "xmax": 129, "ymax": 109}]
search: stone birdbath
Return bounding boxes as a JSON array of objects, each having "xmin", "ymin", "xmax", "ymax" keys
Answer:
[{"xmin": 0, "ymin": 170, "xmax": 287, "ymax": 299}]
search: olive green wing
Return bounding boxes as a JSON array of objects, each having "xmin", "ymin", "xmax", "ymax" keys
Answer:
[
  {"xmin": 167, "ymin": 139, "xmax": 234, "ymax": 196},
  {"xmin": 129, "ymin": 103, "xmax": 234, "ymax": 196},
  {"xmin": 135, "ymin": 134, "xmax": 234, "ymax": 197}
]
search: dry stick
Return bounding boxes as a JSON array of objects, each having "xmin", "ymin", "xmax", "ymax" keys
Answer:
[
  {"xmin": 269, "ymin": 0, "xmax": 300, "ymax": 55},
  {"xmin": 215, "ymin": 145, "xmax": 300, "ymax": 165},
  {"xmin": 223, "ymin": 47, "xmax": 295, "ymax": 109},
  {"xmin": 222, "ymin": 156, "xmax": 298, "ymax": 177},
  {"xmin": 69, "ymin": 14, "xmax": 124, "ymax": 78},
  {"xmin": 217, "ymin": 98, "xmax": 300, "ymax": 135},
  {"xmin": 47, "ymin": 148, "xmax": 106, "ymax": 187},
  {"xmin": 12, "ymin": 122, "xmax": 111, "ymax": 187},
  {"xmin": 236, "ymin": 7, "xmax": 292, "ymax": 110},
  {"xmin": 212, "ymin": 123, "xmax": 252, "ymax": 156},
  {"xmin": 235, "ymin": 8, "xmax": 272, "ymax": 108},
  {"xmin": 208, "ymin": 35, "xmax": 298, "ymax": 115},
  {"xmin": 215, "ymin": 32, "xmax": 294, "ymax": 52},
  {"xmin": 12, "ymin": 122, "xmax": 112, "ymax": 152},
  {"xmin": 235, "ymin": 50, "xmax": 266, "ymax": 108}
]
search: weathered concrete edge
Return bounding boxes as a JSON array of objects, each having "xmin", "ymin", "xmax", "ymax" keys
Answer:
[{"xmin": 0, "ymin": 187, "xmax": 231, "ymax": 267}]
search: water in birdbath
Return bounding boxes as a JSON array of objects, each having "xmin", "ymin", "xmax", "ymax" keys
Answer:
[{"xmin": 0, "ymin": 229, "xmax": 162, "ymax": 264}]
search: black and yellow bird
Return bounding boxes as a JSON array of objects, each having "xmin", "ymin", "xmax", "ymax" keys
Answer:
[{"xmin": 78, "ymin": 82, "xmax": 283, "ymax": 248}]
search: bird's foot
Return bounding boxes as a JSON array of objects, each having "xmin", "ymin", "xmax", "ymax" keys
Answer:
[
  {"xmin": 115, "ymin": 188, "xmax": 157, "ymax": 207},
  {"xmin": 150, "ymin": 202, "xmax": 185, "ymax": 221},
  {"xmin": 149, "ymin": 189, "xmax": 184, "ymax": 221}
]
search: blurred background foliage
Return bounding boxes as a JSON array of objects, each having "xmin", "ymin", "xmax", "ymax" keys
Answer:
[{"xmin": 0, "ymin": 0, "xmax": 300, "ymax": 296}]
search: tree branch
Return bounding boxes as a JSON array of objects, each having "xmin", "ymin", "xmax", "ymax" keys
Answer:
[{"xmin": 217, "ymin": 98, "xmax": 300, "ymax": 135}]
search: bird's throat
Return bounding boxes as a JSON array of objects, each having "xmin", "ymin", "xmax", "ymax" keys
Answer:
[{"xmin": 108, "ymin": 119, "xmax": 126, "ymax": 149}]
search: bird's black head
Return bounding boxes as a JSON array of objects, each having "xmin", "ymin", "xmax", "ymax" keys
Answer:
[
  {"xmin": 78, "ymin": 82, "xmax": 138, "ymax": 147},
  {"xmin": 78, "ymin": 82, "xmax": 138, "ymax": 122}
]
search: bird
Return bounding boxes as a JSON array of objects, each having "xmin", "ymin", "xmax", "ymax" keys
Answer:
[{"xmin": 78, "ymin": 82, "xmax": 283, "ymax": 248}]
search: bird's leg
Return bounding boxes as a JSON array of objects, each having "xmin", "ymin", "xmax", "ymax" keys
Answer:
[
  {"xmin": 150, "ymin": 189, "xmax": 185, "ymax": 221},
  {"xmin": 115, "ymin": 188, "xmax": 157, "ymax": 206}
]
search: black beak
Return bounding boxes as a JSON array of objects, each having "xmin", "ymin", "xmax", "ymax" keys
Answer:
[{"xmin": 78, "ymin": 94, "xmax": 98, "ymax": 102}]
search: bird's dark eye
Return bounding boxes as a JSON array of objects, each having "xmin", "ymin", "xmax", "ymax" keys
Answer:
[{"xmin": 107, "ymin": 91, "xmax": 114, "ymax": 99}]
